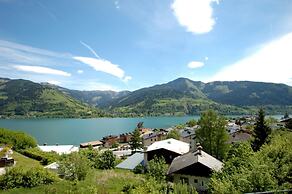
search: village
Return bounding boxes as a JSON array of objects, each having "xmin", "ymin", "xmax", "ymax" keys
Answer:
[{"xmin": 1, "ymin": 114, "xmax": 291, "ymax": 193}]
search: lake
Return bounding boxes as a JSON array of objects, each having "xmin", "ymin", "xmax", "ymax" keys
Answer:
[
  {"xmin": 0, "ymin": 116, "xmax": 198, "ymax": 145},
  {"xmin": 0, "ymin": 115, "xmax": 282, "ymax": 145}
]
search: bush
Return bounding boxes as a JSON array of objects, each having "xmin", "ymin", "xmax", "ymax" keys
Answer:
[
  {"xmin": 58, "ymin": 152, "xmax": 90, "ymax": 181},
  {"xmin": 146, "ymin": 156, "xmax": 168, "ymax": 182},
  {"xmin": 209, "ymin": 131, "xmax": 292, "ymax": 193},
  {"xmin": 0, "ymin": 128, "xmax": 37, "ymax": 151},
  {"xmin": 21, "ymin": 147, "xmax": 60, "ymax": 165},
  {"xmin": 95, "ymin": 150, "xmax": 116, "ymax": 170},
  {"xmin": 0, "ymin": 167, "xmax": 57, "ymax": 189}
]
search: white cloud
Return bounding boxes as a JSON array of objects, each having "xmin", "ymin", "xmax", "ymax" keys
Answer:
[
  {"xmin": 14, "ymin": 65, "xmax": 71, "ymax": 77},
  {"xmin": 47, "ymin": 80, "xmax": 61, "ymax": 85},
  {"xmin": 123, "ymin": 76, "xmax": 132, "ymax": 82},
  {"xmin": 115, "ymin": 1, "xmax": 120, "ymax": 9},
  {"xmin": 187, "ymin": 61, "xmax": 204, "ymax": 69},
  {"xmin": 210, "ymin": 32, "xmax": 292, "ymax": 85},
  {"xmin": 77, "ymin": 69, "xmax": 83, "ymax": 74},
  {"xmin": 171, "ymin": 0, "xmax": 219, "ymax": 34},
  {"xmin": 205, "ymin": 57, "xmax": 209, "ymax": 61},
  {"xmin": 73, "ymin": 56, "xmax": 126, "ymax": 79},
  {"xmin": 77, "ymin": 41, "xmax": 131, "ymax": 82}
]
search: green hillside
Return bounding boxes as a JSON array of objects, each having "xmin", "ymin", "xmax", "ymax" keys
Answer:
[
  {"xmin": 0, "ymin": 79, "xmax": 105, "ymax": 118},
  {"xmin": 106, "ymin": 78, "xmax": 292, "ymax": 116}
]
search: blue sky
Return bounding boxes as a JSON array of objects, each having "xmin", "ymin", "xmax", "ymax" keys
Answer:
[{"xmin": 0, "ymin": 0, "xmax": 292, "ymax": 91}]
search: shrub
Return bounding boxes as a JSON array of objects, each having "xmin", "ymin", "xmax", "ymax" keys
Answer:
[
  {"xmin": 0, "ymin": 128, "xmax": 37, "ymax": 151},
  {"xmin": 146, "ymin": 156, "xmax": 168, "ymax": 182},
  {"xmin": 0, "ymin": 167, "xmax": 57, "ymax": 189},
  {"xmin": 21, "ymin": 147, "xmax": 60, "ymax": 165},
  {"xmin": 58, "ymin": 152, "xmax": 90, "ymax": 181},
  {"xmin": 95, "ymin": 150, "xmax": 116, "ymax": 170}
]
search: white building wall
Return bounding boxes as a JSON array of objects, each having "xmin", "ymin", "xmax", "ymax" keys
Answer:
[{"xmin": 173, "ymin": 174, "xmax": 210, "ymax": 191}]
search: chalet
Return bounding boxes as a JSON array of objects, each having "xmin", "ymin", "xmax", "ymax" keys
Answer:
[
  {"xmin": 119, "ymin": 133, "xmax": 132, "ymax": 143},
  {"xmin": 144, "ymin": 138, "xmax": 189, "ymax": 165},
  {"xmin": 102, "ymin": 135, "xmax": 119, "ymax": 148},
  {"xmin": 80, "ymin": 140, "xmax": 103, "ymax": 149},
  {"xmin": 179, "ymin": 127, "xmax": 196, "ymax": 144},
  {"xmin": 167, "ymin": 145, "xmax": 223, "ymax": 193},
  {"xmin": 228, "ymin": 129, "xmax": 252, "ymax": 144},
  {"xmin": 142, "ymin": 131, "xmax": 167, "ymax": 147}
]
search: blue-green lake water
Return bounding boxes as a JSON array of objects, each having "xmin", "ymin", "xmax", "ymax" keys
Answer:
[
  {"xmin": 0, "ymin": 115, "xmax": 282, "ymax": 145},
  {"xmin": 0, "ymin": 116, "xmax": 198, "ymax": 145}
]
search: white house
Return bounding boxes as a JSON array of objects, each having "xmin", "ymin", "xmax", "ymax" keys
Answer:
[
  {"xmin": 145, "ymin": 138, "xmax": 190, "ymax": 165},
  {"xmin": 38, "ymin": 145, "xmax": 79, "ymax": 155}
]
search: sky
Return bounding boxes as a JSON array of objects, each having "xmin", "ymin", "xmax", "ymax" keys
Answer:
[{"xmin": 0, "ymin": 0, "xmax": 292, "ymax": 91}]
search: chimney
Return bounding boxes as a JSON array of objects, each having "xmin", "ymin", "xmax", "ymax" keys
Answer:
[{"xmin": 195, "ymin": 143, "xmax": 203, "ymax": 156}]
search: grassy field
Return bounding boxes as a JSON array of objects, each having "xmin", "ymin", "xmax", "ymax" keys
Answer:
[
  {"xmin": 0, "ymin": 169, "xmax": 145, "ymax": 194},
  {"xmin": 11, "ymin": 152, "xmax": 42, "ymax": 169}
]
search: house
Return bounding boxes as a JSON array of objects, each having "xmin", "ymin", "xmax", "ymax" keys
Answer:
[
  {"xmin": 38, "ymin": 145, "xmax": 79, "ymax": 155},
  {"xmin": 168, "ymin": 145, "xmax": 223, "ymax": 193},
  {"xmin": 227, "ymin": 122, "xmax": 240, "ymax": 134},
  {"xmin": 119, "ymin": 133, "xmax": 132, "ymax": 143},
  {"xmin": 144, "ymin": 138, "xmax": 189, "ymax": 165},
  {"xmin": 116, "ymin": 152, "xmax": 144, "ymax": 170},
  {"xmin": 228, "ymin": 129, "xmax": 252, "ymax": 144},
  {"xmin": 80, "ymin": 140, "xmax": 103, "ymax": 149},
  {"xmin": 142, "ymin": 130, "xmax": 167, "ymax": 147},
  {"xmin": 179, "ymin": 127, "xmax": 196, "ymax": 144},
  {"xmin": 0, "ymin": 147, "xmax": 14, "ymax": 168},
  {"xmin": 102, "ymin": 135, "xmax": 119, "ymax": 148}
]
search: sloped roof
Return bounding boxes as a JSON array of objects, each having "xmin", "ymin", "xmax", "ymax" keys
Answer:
[
  {"xmin": 80, "ymin": 140, "xmax": 103, "ymax": 147},
  {"xmin": 167, "ymin": 150, "xmax": 223, "ymax": 175},
  {"xmin": 147, "ymin": 138, "xmax": 190, "ymax": 155},
  {"xmin": 116, "ymin": 152, "xmax": 144, "ymax": 170},
  {"xmin": 44, "ymin": 162, "xmax": 59, "ymax": 170}
]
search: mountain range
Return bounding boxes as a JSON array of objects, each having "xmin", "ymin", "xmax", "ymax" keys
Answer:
[{"xmin": 1, "ymin": 77, "xmax": 292, "ymax": 118}]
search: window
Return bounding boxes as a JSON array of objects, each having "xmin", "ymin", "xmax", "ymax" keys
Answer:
[
  {"xmin": 180, "ymin": 177, "xmax": 188, "ymax": 184},
  {"xmin": 194, "ymin": 179, "xmax": 198, "ymax": 183},
  {"xmin": 202, "ymin": 181, "xmax": 204, "ymax": 186}
]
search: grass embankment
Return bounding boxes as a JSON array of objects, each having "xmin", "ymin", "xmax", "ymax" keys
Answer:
[{"xmin": 0, "ymin": 168, "xmax": 144, "ymax": 194}]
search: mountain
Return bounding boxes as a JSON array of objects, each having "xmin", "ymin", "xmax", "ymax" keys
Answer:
[
  {"xmin": 0, "ymin": 79, "xmax": 105, "ymax": 118},
  {"xmin": 1, "ymin": 77, "xmax": 292, "ymax": 118},
  {"xmin": 103, "ymin": 78, "xmax": 292, "ymax": 116}
]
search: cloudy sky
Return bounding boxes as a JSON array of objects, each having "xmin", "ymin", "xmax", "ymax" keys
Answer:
[{"xmin": 0, "ymin": 0, "xmax": 292, "ymax": 91}]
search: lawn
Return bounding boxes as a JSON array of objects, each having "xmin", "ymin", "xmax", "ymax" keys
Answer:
[
  {"xmin": 0, "ymin": 168, "xmax": 145, "ymax": 194},
  {"xmin": 12, "ymin": 151, "xmax": 42, "ymax": 169}
]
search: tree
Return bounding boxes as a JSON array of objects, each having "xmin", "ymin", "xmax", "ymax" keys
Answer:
[
  {"xmin": 285, "ymin": 119, "xmax": 292, "ymax": 130},
  {"xmin": 96, "ymin": 150, "xmax": 116, "ymax": 170},
  {"xmin": 146, "ymin": 156, "xmax": 168, "ymax": 182},
  {"xmin": 283, "ymin": 112, "xmax": 289, "ymax": 119},
  {"xmin": 58, "ymin": 152, "xmax": 90, "ymax": 181},
  {"xmin": 196, "ymin": 110, "xmax": 229, "ymax": 160},
  {"xmin": 129, "ymin": 128, "xmax": 143, "ymax": 153},
  {"xmin": 137, "ymin": 122, "xmax": 144, "ymax": 129},
  {"xmin": 166, "ymin": 130, "xmax": 180, "ymax": 140},
  {"xmin": 251, "ymin": 108, "xmax": 271, "ymax": 151},
  {"xmin": 186, "ymin": 119, "xmax": 197, "ymax": 127}
]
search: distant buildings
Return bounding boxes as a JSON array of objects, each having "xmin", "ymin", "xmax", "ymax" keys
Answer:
[{"xmin": 80, "ymin": 140, "xmax": 103, "ymax": 149}]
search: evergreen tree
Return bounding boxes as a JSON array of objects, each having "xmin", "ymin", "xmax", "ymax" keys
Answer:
[
  {"xmin": 196, "ymin": 110, "xmax": 229, "ymax": 160},
  {"xmin": 284, "ymin": 112, "xmax": 289, "ymax": 119},
  {"xmin": 129, "ymin": 128, "xmax": 142, "ymax": 153},
  {"xmin": 252, "ymin": 108, "xmax": 271, "ymax": 151}
]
